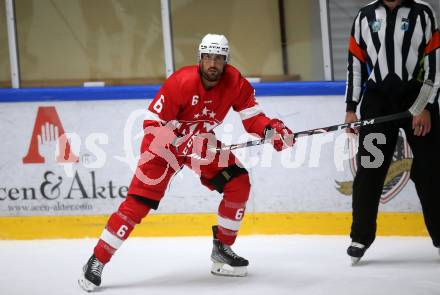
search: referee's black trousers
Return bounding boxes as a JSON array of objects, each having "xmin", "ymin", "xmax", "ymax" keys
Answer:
[{"xmin": 350, "ymin": 85, "xmax": 440, "ymax": 248}]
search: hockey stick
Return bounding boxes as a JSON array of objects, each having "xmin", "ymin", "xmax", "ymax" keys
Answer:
[{"xmin": 211, "ymin": 80, "xmax": 433, "ymax": 152}]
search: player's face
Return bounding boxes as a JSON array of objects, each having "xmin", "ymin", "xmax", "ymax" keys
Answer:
[{"xmin": 200, "ymin": 53, "xmax": 226, "ymax": 82}]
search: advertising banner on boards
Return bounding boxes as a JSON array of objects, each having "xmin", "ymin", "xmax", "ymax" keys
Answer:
[{"xmin": 0, "ymin": 96, "xmax": 422, "ymax": 216}]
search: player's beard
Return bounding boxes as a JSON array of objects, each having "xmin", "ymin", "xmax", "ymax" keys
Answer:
[{"xmin": 201, "ymin": 66, "xmax": 223, "ymax": 82}]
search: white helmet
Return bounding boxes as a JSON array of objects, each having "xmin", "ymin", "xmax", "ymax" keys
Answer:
[{"xmin": 198, "ymin": 34, "xmax": 230, "ymax": 63}]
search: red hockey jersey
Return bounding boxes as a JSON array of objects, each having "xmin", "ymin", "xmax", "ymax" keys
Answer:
[{"xmin": 144, "ymin": 65, "xmax": 270, "ymax": 149}]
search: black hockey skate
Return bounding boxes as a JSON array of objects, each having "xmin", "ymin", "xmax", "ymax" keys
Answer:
[
  {"xmin": 347, "ymin": 242, "xmax": 367, "ymax": 265},
  {"xmin": 210, "ymin": 225, "xmax": 248, "ymax": 277},
  {"xmin": 78, "ymin": 254, "xmax": 105, "ymax": 292}
]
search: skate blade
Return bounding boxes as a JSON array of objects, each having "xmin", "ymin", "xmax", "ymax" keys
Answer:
[
  {"xmin": 351, "ymin": 256, "xmax": 361, "ymax": 266},
  {"xmin": 211, "ymin": 262, "xmax": 247, "ymax": 277},
  {"xmin": 78, "ymin": 274, "xmax": 97, "ymax": 292}
]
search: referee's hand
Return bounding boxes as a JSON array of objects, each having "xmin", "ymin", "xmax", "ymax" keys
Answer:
[
  {"xmin": 412, "ymin": 110, "xmax": 431, "ymax": 137},
  {"xmin": 344, "ymin": 111, "xmax": 359, "ymax": 134}
]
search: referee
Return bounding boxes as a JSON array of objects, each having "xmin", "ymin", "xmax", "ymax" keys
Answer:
[{"xmin": 344, "ymin": 0, "xmax": 440, "ymax": 264}]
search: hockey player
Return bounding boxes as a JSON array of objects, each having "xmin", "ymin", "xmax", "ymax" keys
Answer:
[{"xmin": 78, "ymin": 33, "xmax": 295, "ymax": 292}]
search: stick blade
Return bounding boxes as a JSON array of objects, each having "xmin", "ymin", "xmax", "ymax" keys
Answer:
[{"xmin": 409, "ymin": 80, "xmax": 433, "ymax": 116}]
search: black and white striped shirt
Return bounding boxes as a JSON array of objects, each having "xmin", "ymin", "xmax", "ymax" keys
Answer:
[{"xmin": 345, "ymin": 0, "xmax": 440, "ymax": 112}]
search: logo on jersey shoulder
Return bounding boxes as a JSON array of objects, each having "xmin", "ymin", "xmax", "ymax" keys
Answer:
[
  {"xmin": 401, "ymin": 18, "xmax": 409, "ymax": 31},
  {"xmin": 335, "ymin": 129, "xmax": 413, "ymax": 204},
  {"xmin": 369, "ymin": 19, "xmax": 382, "ymax": 33}
]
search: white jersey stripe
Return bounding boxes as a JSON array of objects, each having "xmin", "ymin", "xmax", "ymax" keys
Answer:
[
  {"xmin": 217, "ymin": 215, "xmax": 242, "ymax": 231},
  {"xmin": 352, "ymin": 58, "xmax": 362, "ymax": 102},
  {"xmin": 352, "ymin": 13, "xmax": 363, "ymax": 102},
  {"xmin": 394, "ymin": 8, "xmax": 410, "ymax": 79},
  {"xmin": 407, "ymin": 16, "xmax": 423, "ymax": 80},
  {"xmin": 144, "ymin": 110, "xmax": 164, "ymax": 122},
  {"xmin": 376, "ymin": 6, "xmax": 389, "ymax": 80},
  {"xmin": 100, "ymin": 229, "xmax": 124, "ymax": 249},
  {"xmin": 424, "ymin": 11, "xmax": 432, "ymax": 44},
  {"xmin": 239, "ymin": 105, "xmax": 263, "ymax": 121},
  {"xmin": 361, "ymin": 17, "xmax": 377, "ymax": 81}
]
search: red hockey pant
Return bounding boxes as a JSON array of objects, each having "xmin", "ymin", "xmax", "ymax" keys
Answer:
[{"xmin": 94, "ymin": 145, "xmax": 250, "ymax": 264}]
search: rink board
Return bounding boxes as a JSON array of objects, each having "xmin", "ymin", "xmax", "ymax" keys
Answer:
[
  {"xmin": 0, "ymin": 82, "xmax": 436, "ymax": 239},
  {"xmin": 0, "ymin": 212, "xmax": 428, "ymax": 239}
]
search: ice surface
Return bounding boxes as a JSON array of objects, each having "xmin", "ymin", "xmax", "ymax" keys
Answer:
[{"xmin": 0, "ymin": 235, "xmax": 439, "ymax": 295}]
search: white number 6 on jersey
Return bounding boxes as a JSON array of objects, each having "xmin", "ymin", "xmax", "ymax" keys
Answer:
[
  {"xmin": 235, "ymin": 208, "xmax": 245, "ymax": 220},
  {"xmin": 192, "ymin": 95, "xmax": 199, "ymax": 106},
  {"xmin": 153, "ymin": 94, "xmax": 165, "ymax": 113},
  {"xmin": 116, "ymin": 225, "xmax": 129, "ymax": 238}
]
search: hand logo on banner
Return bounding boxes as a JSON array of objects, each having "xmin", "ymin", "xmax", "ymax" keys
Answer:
[
  {"xmin": 37, "ymin": 123, "xmax": 60, "ymax": 164},
  {"xmin": 37, "ymin": 122, "xmax": 79, "ymax": 177}
]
